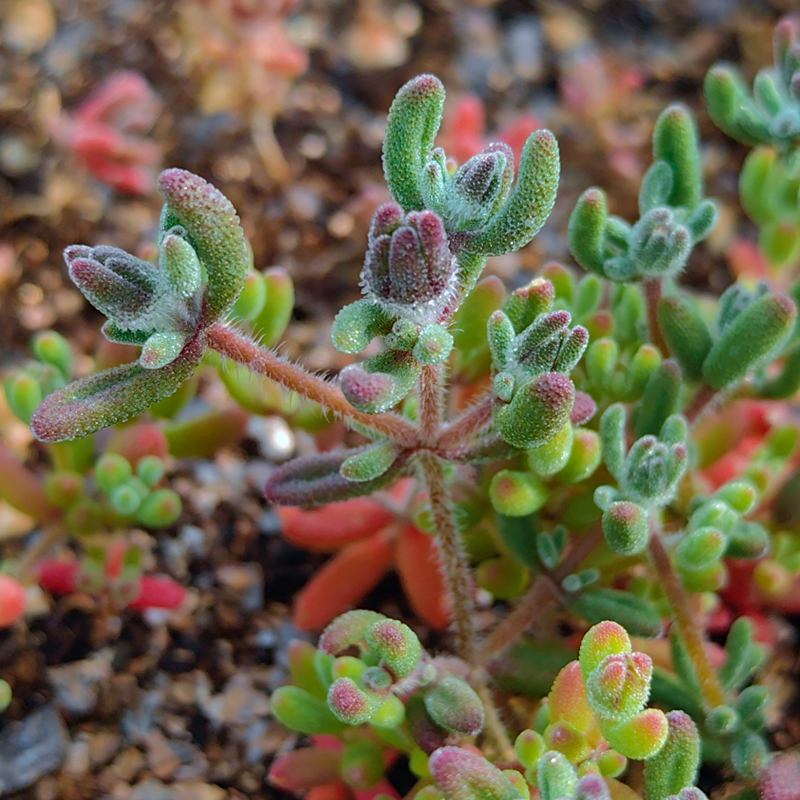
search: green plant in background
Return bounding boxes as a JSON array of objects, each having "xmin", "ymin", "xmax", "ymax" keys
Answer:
[{"xmin": 14, "ymin": 15, "xmax": 800, "ymax": 800}]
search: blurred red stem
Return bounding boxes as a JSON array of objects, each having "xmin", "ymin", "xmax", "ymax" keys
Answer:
[{"xmin": 0, "ymin": 442, "xmax": 60, "ymax": 525}]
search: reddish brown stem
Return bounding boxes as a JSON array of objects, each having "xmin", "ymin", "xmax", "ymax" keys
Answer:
[
  {"xmin": 481, "ymin": 524, "xmax": 604, "ymax": 664},
  {"xmin": 206, "ymin": 323, "xmax": 419, "ymax": 448},
  {"xmin": 644, "ymin": 278, "xmax": 670, "ymax": 356},
  {"xmin": 417, "ymin": 448, "xmax": 515, "ymax": 755},
  {"xmin": 648, "ymin": 527, "xmax": 726, "ymax": 709},
  {"xmin": 417, "ymin": 451, "xmax": 475, "ymax": 661},
  {"xmin": 438, "ymin": 393, "xmax": 496, "ymax": 450},
  {"xmin": 684, "ymin": 383, "xmax": 718, "ymax": 425},
  {"xmin": 0, "ymin": 442, "xmax": 60, "ymax": 525}
]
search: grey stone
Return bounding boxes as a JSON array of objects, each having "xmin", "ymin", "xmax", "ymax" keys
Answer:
[{"xmin": 0, "ymin": 705, "xmax": 69, "ymax": 796}]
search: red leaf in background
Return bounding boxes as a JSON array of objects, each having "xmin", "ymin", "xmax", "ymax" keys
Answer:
[
  {"xmin": 268, "ymin": 747, "xmax": 343, "ymax": 791},
  {"xmin": 38, "ymin": 559, "xmax": 80, "ymax": 595},
  {"xmin": 702, "ymin": 435, "xmax": 764, "ymax": 490},
  {"xmin": 726, "ymin": 237, "xmax": 771, "ymax": 283},
  {"xmin": 306, "ymin": 783, "xmax": 352, "ymax": 800},
  {"xmin": 106, "ymin": 421, "xmax": 169, "ymax": 464},
  {"xmin": 438, "ymin": 95, "xmax": 486, "ymax": 164},
  {"xmin": 51, "ymin": 71, "xmax": 162, "ymax": 195},
  {"xmin": 494, "ymin": 113, "xmax": 543, "ymax": 164},
  {"xmin": 354, "ymin": 780, "xmax": 401, "ymax": 800},
  {"xmin": 0, "ymin": 575, "xmax": 27, "ymax": 627},
  {"xmin": 38, "ymin": 554, "xmax": 187, "ymax": 611},
  {"xmin": 396, "ymin": 526, "xmax": 452, "ymax": 630},
  {"xmin": 129, "ymin": 576, "xmax": 188, "ymax": 610},
  {"xmin": 278, "ymin": 498, "xmax": 394, "ymax": 552},
  {"xmin": 293, "ymin": 529, "xmax": 395, "ymax": 632}
]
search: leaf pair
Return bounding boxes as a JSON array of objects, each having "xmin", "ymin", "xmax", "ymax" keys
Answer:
[
  {"xmin": 569, "ymin": 105, "xmax": 717, "ymax": 283},
  {"xmin": 32, "ymin": 169, "xmax": 249, "ymax": 443}
]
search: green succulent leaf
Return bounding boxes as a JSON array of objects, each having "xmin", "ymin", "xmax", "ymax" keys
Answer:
[
  {"xmin": 158, "ymin": 168, "xmax": 249, "ymax": 324},
  {"xmin": 31, "ymin": 336, "xmax": 205, "ymax": 442}
]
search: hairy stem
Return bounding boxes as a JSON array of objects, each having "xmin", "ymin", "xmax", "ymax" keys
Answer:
[
  {"xmin": 418, "ymin": 364, "xmax": 444, "ymax": 446},
  {"xmin": 438, "ymin": 393, "xmax": 496, "ymax": 450},
  {"xmin": 207, "ymin": 323, "xmax": 419, "ymax": 447},
  {"xmin": 644, "ymin": 278, "xmax": 670, "ymax": 356},
  {"xmin": 648, "ymin": 525, "xmax": 727, "ymax": 709},
  {"xmin": 417, "ymin": 449, "xmax": 475, "ymax": 659},
  {"xmin": 417, "ymin": 448, "xmax": 514, "ymax": 755},
  {"xmin": 475, "ymin": 680, "xmax": 515, "ymax": 762},
  {"xmin": 481, "ymin": 525, "xmax": 604, "ymax": 664}
]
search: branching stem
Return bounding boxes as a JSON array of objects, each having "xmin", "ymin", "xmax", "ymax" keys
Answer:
[
  {"xmin": 648, "ymin": 522, "xmax": 727, "ymax": 709},
  {"xmin": 416, "ymin": 368, "xmax": 512, "ymax": 757},
  {"xmin": 481, "ymin": 524, "xmax": 604, "ymax": 664},
  {"xmin": 206, "ymin": 323, "xmax": 419, "ymax": 448}
]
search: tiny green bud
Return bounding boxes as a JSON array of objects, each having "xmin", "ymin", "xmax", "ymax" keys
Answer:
[
  {"xmin": 557, "ymin": 428, "xmax": 601, "ymax": 484},
  {"xmin": 95, "ymin": 453, "xmax": 133, "ymax": 494},
  {"xmin": 586, "ymin": 338, "xmax": 619, "ymax": 392},
  {"xmin": 424, "ymin": 676, "xmax": 485, "ymax": 735},
  {"xmin": 137, "ymin": 455, "xmax": 165, "ymax": 487},
  {"xmin": 490, "ymin": 470, "xmax": 548, "ymax": 516},
  {"xmin": 602, "ymin": 501, "xmax": 650, "ymax": 556},
  {"xmin": 528, "ymin": 423, "xmax": 574, "ymax": 476},
  {"xmin": 136, "ymin": 488, "xmax": 182, "ymax": 528},
  {"xmin": 32, "ymin": 330, "xmax": 73, "ymax": 380},
  {"xmin": 515, "ymin": 730, "xmax": 546, "ymax": 769},
  {"xmin": 331, "ymin": 656, "xmax": 366, "ymax": 682},
  {"xmin": 4, "ymin": 371, "xmax": 42, "ymax": 425},
  {"xmin": 44, "ymin": 471, "xmax": 84, "ymax": 509},
  {"xmin": 705, "ymin": 705, "xmax": 740, "ymax": 736},
  {"xmin": 110, "ymin": 484, "xmax": 141, "ymax": 516},
  {"xmin": 414, "ymin": 324, "xmax": 454, "ymax": 365},
  {"xmin": 626, "ymin": 344, "xmax": 663, "ymax": 400}
]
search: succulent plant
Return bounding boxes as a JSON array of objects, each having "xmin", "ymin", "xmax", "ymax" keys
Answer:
[{"xmin": 10, "ymin": 20, "xmax": 800, "ymax": 799}]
